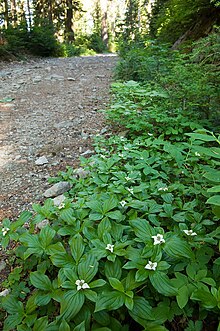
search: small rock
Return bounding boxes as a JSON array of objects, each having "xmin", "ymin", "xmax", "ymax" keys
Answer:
[
  {"xmin": 53, "ymin": 194, "xmax": 66, "ymax": 207},
  {"xmin": 74, "ymin": 167, "xmax": 90, "ymax": 178},
  {"xmin": 43, "ymin": 181, "xmax": 72, "ymax": 198},
  {"xmin": 33, "ymin": 76, "xmax": 42, "ymax": 83},
  {"xmin": 0, "ymin": 260, "xmax": 6, "ymax": 272},
  {"xmin": 35, "ymin": 156, "xmax": 48, "ymax": 165},
  {"xmin": 36, "ymin": 219, "xmax": 50, "ymax": 229},
  {"xmin": 80, "ymin": 149, "xmax": 94, "ymax": 156},
  {"xmin": 67, "ymin": 77, "xmax": 75, "ymax": 81},
  {"xmin": 0, "ymin": 289, "xmax": 10, "ymax": 297}
]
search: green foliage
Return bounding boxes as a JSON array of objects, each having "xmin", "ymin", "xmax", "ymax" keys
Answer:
[
  {"xmin": 115, "ymin": 34, "xmax": 220, "ymax": 123},
  {"xmin": 149, "ymin": 0, "xmax": 219, "ymax": 43},
  {"xmin": 0, "ymin": 31, "xmax": 220, "ymax": 330},
  {"xmin": 88, "ymin": 33, "xmax": 107, "ymax": 53},
  {"xmin": 28, "ymin": 22, "xmax": 62, "ymax": 57},
  {"xmin": 0, "ymin": 122, "xmax": 220, "ymax": 329}
]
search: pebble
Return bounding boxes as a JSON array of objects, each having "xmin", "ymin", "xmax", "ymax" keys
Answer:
[
  {"xmin": 36, "ymin": 219, "xmax": 50, "ymax": 229},
  {"xmin": 0, "ymin": 289, "xmax": 10, "ymax": 297},
  {"xmin": 53, "ymin": 194, "xmax": 66, "ymax": 206},
  {"xmin": 43, "ymin": 181, "xmax": 72, "ymax": 198},
  {"xmin": 35, "ymin": 156, "xmax": 49, "ymax": 165}
]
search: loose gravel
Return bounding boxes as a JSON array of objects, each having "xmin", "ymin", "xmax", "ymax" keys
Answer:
[{"xmin": 0, "ymin": 54, "xmax": 118, "ymax": 221}]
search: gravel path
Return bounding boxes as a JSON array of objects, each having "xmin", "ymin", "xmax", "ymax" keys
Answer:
[{"xmin": 0, "ymin": 54, "xmax": 118, "ymax": 221}]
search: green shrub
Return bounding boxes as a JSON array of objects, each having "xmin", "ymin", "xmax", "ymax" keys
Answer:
[
  {"xmin": 61, "ymin": 43, "xmax": 81, "ymax": 57},
  {"xmin": 2, "ymin": 24, "xmax": 29, "ymax": 55},
  {"xmin": 89, "ymin": 33, "xmax": 107, "ymax": 53},
  {"xmin": 28, "ymin": 24, "xmax": 62, "ymax": 57}
]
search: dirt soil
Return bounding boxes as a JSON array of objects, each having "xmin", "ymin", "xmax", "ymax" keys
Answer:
[{"xmin": 0, "ymin": 54, "xmax": 118, "ymax": 222}]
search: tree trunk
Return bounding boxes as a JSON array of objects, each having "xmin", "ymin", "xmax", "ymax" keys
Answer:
[
  {"xmin": 65, "ymin": 0, "xmax": 75, "ymax": 42},
  {"xmin": 10, "ymin": 0, "xmax": 17, "ymax": 25},
  {"xmin": 4, "ymin": 0, "xmax": 9, "ymax": 28}
]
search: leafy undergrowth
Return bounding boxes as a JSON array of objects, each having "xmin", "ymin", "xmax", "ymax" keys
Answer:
[{"xmin": 0, "ymin": 38, "xmax": 220, "ymax": 331}]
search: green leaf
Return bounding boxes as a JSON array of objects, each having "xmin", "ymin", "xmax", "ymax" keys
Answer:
[
  {"xmin": 164, "ymin": 236, "xmax": 194, "ymax": 259},
  {"xmin": 10, "ymin": 211, "xmax": 32, "ymax": 231},
  {"xmin": 149, "ymin": 272, "xmax": 177, "ymax": 296},
  {"xmin": 30, "ymin": 272, "xmax": 52, "ymax": 291},
  {"xmin": 176, "ymin": 285, "xmax": 189, "ymax": 308},
  {"xmin": 69, "ymin": 234, "xmax": 85, "ymax": 263},
  {"xmin": 59, "ymin": 320, "xmax": 70, "ymax": 331},
  {"xmin": 33, "ymin": 317, "xmax": 48, "ymax": 331},
  {"xmin": 186, "ymin": 133, "xmax": 216, "ymax": 142},
  {"xmin": 206, "ymin": 195, "xmax": 220, "ymax": 206},
  {"xmin": 60, "ymin": 208, "xmax": 75, "ymax": 223},
  {"xmin": 2, "ymin": 295, "xmax": 24, "ymax": 315},
  {"xmin": 4, "ymin": 314, "xmax": 23, "ymax": 330},
  {"xmin": 109, "ymin": 278, "xmax": 124, "ymax": 292},
  {"xmin": 204, "ymin": 170, "xmax": 220, "ymax": 183},
  {"xmin": 130, "ymin": 219, "xmax": 153, "ymax": 240},
  {"xmin": 102, "ymin": 197, "xmax": 118, "ymax": 213},
  {"xmin": 60, "ymin": 290, "xmax": 84, "ymax": 321},
  {"xmin": 35, "ymin": 293, "xmax": 52, "ymax": 306},
  {"xmin": 39, "ymin": 226, "xmax": 56, "ymax": 248},
  {"xmin": 105, "ymin": 258, "xmax": 122, "ymax": 280},
  {"xmin": 194, "ymin": 146, "xmax": 220, "ymax": 159},
  {"xmin": 95, "ymin": 291, "xmax": 125, "ymax": 312},
  {"xmin": 73, "ymin": 321, "xmax": 85, "ymax": 331},
  {"xmin": 129, "ymin": 296, "xmax": 154, "ymax": 327},
  {"xmin": 207, "ymin": 185, "xmax": 220, "ymax": 193},
  {"xmin": 125, "ymin": 296, "xmax": 133, "ymax": 310},
  {"xmin": 106, "ymin": 210, "xmax": 124, "ymax": 221},
  {"xmin": 46, "ymin": 242, "xmax": 66, "ymax": 255},
  {"xmin": 86, "ymin": 200, "xmax": 103, "ymax": 213},
  {"xmin": 89, "ymin": 279, "xmax": 106, "ymax": 288},
  {"xmin": 50, "ymin": 252, "xmax": 75, "ymax": 268},
  {"xmin": 135, "ymin": 268, "xmax": 149, "ymax": 282},
  {"xmin": 84, "ymin": 289, "xmax": 98, "ymax": 302},
  {"xmin": 98, "ymin": 218, "xmax": 111, "ymax": 239},
  {"xmin": 191, "ymin": 289, "xmax": 217, "ymax": 309},
  {"xmin": 78, "ymin": 255, "xmax": 98, "ymax": 283}
]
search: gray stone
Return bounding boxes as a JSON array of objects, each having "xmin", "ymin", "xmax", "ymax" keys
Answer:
[
  {"xmin": 35, "ymin": 156, "xmax": 48, "ymax": 165},
  {"xmin": 74, "ymin": 167, "xmax": 90, "ymax": 178},
  {"xmin": 33, "ymin": 76, "xmax": 42, "ymax": 83},
  {"xmin": 80, "ymin": 149, "xmax": 94, "ymax": 156},
  {"xmin": 36, "ymin": 219, "xmax": 50, "ymax": 229},
  {"xmin": 53, "ymin": 194, "xmax": 66, "ymax": 207},
  {"xmin": 0, "ymin": 260, "xmax": 6, "ymax": 272},
  {"xmin": 0, "ymin": 289, "xmax": 10, "ymax": 297},
  {"xmin": 44, "ymin": 181, "xmax": 72, "ymax": 198}
]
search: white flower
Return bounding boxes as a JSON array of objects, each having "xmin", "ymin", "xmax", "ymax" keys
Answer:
[
  {"xmin": 158, "ymin": 187, "xmax": 168, "ymax": 192},
  {"xmin": 125, "ymin": 176, "xmax": 131, "ymax": 181},
  {"xmin": 195, "ymin": 152, "xmax": 201, "ymax": 156},
  {"xmin": 127, "ymin": 188, "xmax": 134, "ymax": 194},
  {"xmin": 152, "ymin": 234, "xmax": 165, "ymax": 245},
  {"xmin": 145, "ymin": 261, "xmax": 157, "ymax": 271},
  {"xmin": 183, "ymin": 230, "xmax": 197, "ymax": 236},
  {"xmin": 75, "ymin": 279, "xmax": 90, "ymax": 291},
  {"xmin": 100, "ymin": 155, "xmax": 106, "ymax": 159},
  {"xmin": 58, "ymin": 202, "xmax": 65, "ymax": 209},
  {"xmin": 118, "ymin": 153, "xmax": 124, "ymax": 158},
  {"xmin": 148, "ymin": 133, "xmax": 153, "ymax": 136},
  {"xmin": 124, "ymin": 147, "xmax": 129, "ymax": 150},
  {"xmin": 2, "ymin": 227, "xmax": 10, "ymax": 236},
  {"xmin": 120, "ymin": 200, "xmax": 127, "ymax": 207},
  {"xmin": 0, "ymin": 289, "xmax": 10, "ymax": 297},
  {"xmin": 106, "ymin": 244, "xmax": 114, "ymax": 253}
]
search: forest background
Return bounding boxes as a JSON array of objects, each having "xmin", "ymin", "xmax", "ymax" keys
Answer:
[
  {"xmin": 0, "ymin": 1, "xmax": 220, "ymax": 331},
  {"xmin": 0, "ymin": 0, "xmax": 219, "ymax": 59}
]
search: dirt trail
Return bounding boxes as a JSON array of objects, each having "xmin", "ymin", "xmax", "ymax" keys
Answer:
[{"xmin": 0, "ymin": 54, "xmax": 118, "ymax": 221}]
